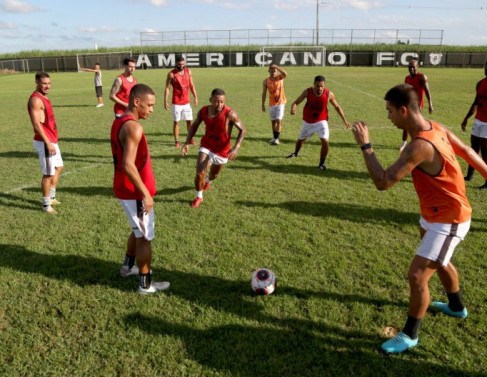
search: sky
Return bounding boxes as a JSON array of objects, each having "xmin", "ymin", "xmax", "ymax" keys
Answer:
[{"xmin": 0, "ymin": 0, "xmax": 486, "ymax": 54}]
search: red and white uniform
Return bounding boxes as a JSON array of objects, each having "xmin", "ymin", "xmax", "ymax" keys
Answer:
[
  {"xmin": 303, "ymin": 87, "xmax": 329, "ymax": 123},
  {"xmin": 29, "ymin": 91, "xmax": 58, "ymax": 143},
  {"xmin": 200, "ymin": 105, "xmax": 233, "ymax": 158},
  {"xmin": 110, "ymin": 114, "xmax": 156, "ymax": 200},
  {"xmin": 171, "ymin": 68, "xmax": 191, "ymax": 105},
  {"xmin": 114, "ymin": 75, "xmax": 137, "ymax": 116}
]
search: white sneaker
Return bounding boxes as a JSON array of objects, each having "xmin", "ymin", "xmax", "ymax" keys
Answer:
[
  {"xmin": 50, "ymin": 198, "xmax": 61, "ymax": 206},
  {"xmin": 271, "ymin": 139, "xmax": 280, "ymax": 145},
  {"xmin": 42, "ymin": 205, "xmax": 57, "ymax": 214},
  {"xmin": 120, "ymin": 265, "xmax": 139, "ymax": 278},
  {"xmin": 137, "ymin": 281, "xmax": 170, "ymax": 294},
  {"xmin": 96, "ymin": 103, "xmax": 104, "ymax": 108}
]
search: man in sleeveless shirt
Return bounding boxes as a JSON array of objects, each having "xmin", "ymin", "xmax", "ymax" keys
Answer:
[
  {"xmin": 287, "ymin": 75, "xmax": 350, "ymax": 170},
  {"xmin": 181, "ymin": 88, "xmax": 246, "ymax": 208},
  {"xmin": 111, "ymin": 83, "xmax": 170, "ymax": 294},
  {"xmin": 261, "ymin": 64, "xmax": 287, "ymax": 145},
  {"xmin": 164, "ymin": 56, "xmax": 198, "ymax": 148},
  {"xmin": 109, "ymin": 58, "xmax": 137, "ymax": 118},
  {"xmin": 400, "ymin": 58, "xmax": 434, "ymax": 151},
  {"xmin": 352, "ymin": 84, "xmax": 487, "ymax": 354},
  {"xmin": 461, "ymin": 61, "xmax": 487, "ymax": 189},
  {"xmin": 27, "ymin": 71, "xmax": 63, "ymax": 214},
  {"xmin": 80, "ymin": 62, "xmax": 104, "ymax": 107}
]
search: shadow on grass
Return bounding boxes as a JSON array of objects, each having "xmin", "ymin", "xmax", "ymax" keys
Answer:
[
  {"xmin": 0, "ymin": 192, "xmax": 39, "ymax": 211},
  {"xmin": 237, "ymin": 200, "xmax": 418, "ymax": 226}
]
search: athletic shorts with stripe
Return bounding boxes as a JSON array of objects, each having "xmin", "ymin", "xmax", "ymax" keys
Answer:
[
  {"xmin": 33, "ymin": 140, "xmax": 64, "ymax": 176},
  {"xmin": 119, "ymin": 199, "xmax": 155, "ymax": 241}
]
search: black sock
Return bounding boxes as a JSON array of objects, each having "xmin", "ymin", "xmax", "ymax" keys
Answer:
[
  {"xmin": 447, "ymin": 290, "xmax": 465, "ymax": 312},
  {"xmin": 274, "ymin": 131, "xmax": 280, "ymax": 140},
  {"xmin": 124, "ymin": 255, "xmax": 136, "ymax": 269},
  {"xmin": 402, "ymin": 315, "xmax": 422, "ymax": 340},
  {"xmin": 139, "ymin": 273, "xmax": 151, "ymax": 289},
  {"xmin": 319, "ymin": 159, "xmax": 325, "ymax": 166}
]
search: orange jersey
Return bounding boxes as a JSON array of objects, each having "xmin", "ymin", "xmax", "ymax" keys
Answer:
[
  {"xmin": 265, "ymin": 75, "xmax": 286, "ymax": 106},
  {"xmin": 412, "ymin": 121, "xmax": 471, "ymax": 223}
]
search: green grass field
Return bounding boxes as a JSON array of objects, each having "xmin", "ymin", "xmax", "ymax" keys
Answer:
[{"xmin": 0, "ymin": 66, "xmax": 486, "ymax": 376}]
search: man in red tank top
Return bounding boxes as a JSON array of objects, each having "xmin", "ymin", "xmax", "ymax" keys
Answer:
[
  {"xmin": 110, "ymin": 83, "xmax": 170, "ymax": 294},
  {"xmin": 287, "ymin": 75, "xmax": 350, "ymax": 170},
  {"xmin": 352, "ymin": 84, "xmax": 487, "ymax": 354},
  {"xmin": 401, "ymin": 58, "xmax": 434, "ymax": 151},
  {"xmin": 27, "ymin": 71, "xmax": 64, "ymax": 214},
  {"xmin": 164, "ymin": 56, "xmax": 198, "ymax": 147},
  {"xmin": 461, "ymin": 61, "xmax": 487, "ymax": 189},
  {"xmin": 181, "ymin": 88, "xmax": 246, "ymax": 208},
  {"xmin": 109, "ymin": 58, "xmax": 137, "ymax": 118}
]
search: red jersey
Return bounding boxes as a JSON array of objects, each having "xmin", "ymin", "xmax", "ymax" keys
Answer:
[
  {"xmin": 475, "ymin": 77, "xmax": 487, "ymax": 122},
  {"xmin": 171, "ymin": 68, "xmax": 190, "ymax": 105},
  {"xmin": 28, "ymin": 91, "xmax": 58, "ymax": 143},
  {"xmin": 405, "ymin": 73, "xmax": 426, "ymax": 109},
  {"xmin": 200, "ymin": 105, "xmax": 233, "ymax": 158},
  {"xmin": 412, "ymin": 121, "xmax": 471, "ymax": 223},
  {"xmin": 303, "ymin": 87, "xmax": 329, "ymax": 123},
  {"xmin": 110, "ymin": 114, "xmax": 156, "ymax": 200},
  {"xmin": 114, "ymin": 74, "xmax": 137, "ymax": 116}
]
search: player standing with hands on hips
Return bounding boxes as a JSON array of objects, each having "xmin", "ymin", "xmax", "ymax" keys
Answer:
[
  {"xmin": 111, "ymin": 84, "xmax": 170, "ymax": 294},
  {"xmin": 27, "ymin": 71, "xmax": 63, "ymax": 214},
  {"xmin": 352, "ymin": 83, "xmax": 487, "ymax": 354},
  {"xmin": 182, "ymin": 88, "xmax": 246, "ymax": 208}
]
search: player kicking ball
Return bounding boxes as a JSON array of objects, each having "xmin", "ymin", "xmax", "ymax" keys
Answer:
[{"xmin": 182, "ymin": 88, "xmax": 246, "ymax": 208}]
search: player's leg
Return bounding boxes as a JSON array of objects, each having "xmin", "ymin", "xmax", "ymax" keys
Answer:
[
  {"xmin": 318, "ymin": 138, "xmax": 329, "ymax": 170},
  {"xmin": 191, "ymin": 150, "xmax": 210, "ymax": 208},
  {"xmin": 464, "ymin": 134, "xmax": 480, "ymax": 181},
  {"xmin": 120, "ymin": 232, "xmax": 139, "ymax": 277}
]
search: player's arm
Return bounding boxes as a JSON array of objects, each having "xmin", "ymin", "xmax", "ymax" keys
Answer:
[
  {"xmin": 352, "ymin": 121, "xmax": 427, "ymax": 190},
  {"xmin": 445, "ymin": 126, "xmax": 487, "ymax": 179},
  {"xmin": 228, "ymin": 110, "xmax": 246, "ymax": 161},
  {"xmin": 28, "ymin": 96, "xmax": 56, "ymax": 155},
  {"xmin": 275, "ymin": 65, "xmax": 287, "ymax": 79},
  {"xmin": 261, "ymin": 79, "xmax": 267, "ymax": 112},
  {"xmin": 81, "ymin": 68, "xmax": 96, "ymax": 73},
  {"xmin": 121, "ymin": 121, "xmax": 154, "ymax": 213},
  {"xmin": 188, "ymin": 69, "xmax": 198, "ymax": 106},
  {"xmin": 164, "ymin": 72, "xmax": 173, "ymax": 110},
  {"xmin": 290, "ymin": 89, "xmax": 307, "ymax": 115},
  {"xmin": 182, "ymin": 110, "xmax": 203, "ymax": 155},
  {"xmin": 109, "ymin": 77, "xmax": 126, "ymax": 107},
  {"xmin": 421, "ymin": 74, "xmax": 434, "ymax": 114},
  {"xmin": 461, "ymin": 81, "xmax": 480, "ymax": 131},
  {"xmin": 329, "ymin": 91, "xmax": 351, "ymax": 129}
]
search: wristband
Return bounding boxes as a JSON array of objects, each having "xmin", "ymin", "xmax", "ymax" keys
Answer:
[{"xmin": 360, "ymin": 143, "xmax": 372, "ymax": 151}]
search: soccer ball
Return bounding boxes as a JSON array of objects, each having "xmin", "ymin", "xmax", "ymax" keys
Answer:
[{"xmin": 251, "ymin": 268, "xmax": 276, "ymax": 295}]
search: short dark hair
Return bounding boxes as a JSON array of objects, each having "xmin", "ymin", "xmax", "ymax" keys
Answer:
[
  {"xmin": 211, "ymin": 88, "xmax": 225, "ymax": 97},
  {"xmin": 123, "ymin": 58, "xmax": 136, "ymax": 66},
  {"xmin": 314, "ymin": 75, "xmax": 325, "ymax": 83},
  {"xmin": 176, "ymin": 55, "xmax": 185, "ymax": 63},
  {"xmin": 129, "ymin": 83, "xmax": 155, "ymax": 101},
  {"xmin": 35, "ymin": 71, "xmax": 50, "ymax": 81},
  {"xmin": 384, "ymin": 83, "xmax": 420, "ymax": 112}
]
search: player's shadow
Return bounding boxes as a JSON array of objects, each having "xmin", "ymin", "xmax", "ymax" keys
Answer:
[
  {"xmin": 61, "ymin": 137, "xmax": 108, "ymax": 144},
  {"xmin": 0, "ymin": 151, "xmax": 34, "ymax": 159},
  {"xmin": 236, "ymin": 200, "xmax": 418, "ymax": 226},
  {"xmin": 0, "ymin": 192, "xmax": 40, "ymax": 211}
]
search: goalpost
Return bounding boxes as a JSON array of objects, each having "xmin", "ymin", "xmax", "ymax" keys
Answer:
[
  {"xmin": 260, "ymin": 46, "xmax": 326, "ymax": 67},
  {"xmin": 0, "ymin": 59, "xmax": 29, "ymax": 73},
  {"xmin": 76, "ymin": 51, "xmax": 133, "ymax": 71}
]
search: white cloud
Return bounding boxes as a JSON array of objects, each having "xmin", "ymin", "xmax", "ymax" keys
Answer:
[
  {"xmin": 79, "ymin": 26, "xmax": 119, "ymax": 33},
  {"xmin": 1, "ymin": 0, "xmax": 37, "ymax": 13},
  {"xmin": 0, "ymin": 21, "xmax": 16, "ymax": 29}
]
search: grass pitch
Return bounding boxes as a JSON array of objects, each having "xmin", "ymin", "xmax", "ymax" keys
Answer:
[{"xmin": 0, "ymin": 66, "xmax": 486, "ymax": 376}]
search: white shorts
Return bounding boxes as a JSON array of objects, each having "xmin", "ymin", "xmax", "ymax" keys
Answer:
[
  {"xmin": 119, "ymin": 199, "xmax": 155, "ymax": 241},
  {"xmin": 471, "ymin": 119, "xmax": 487, "ymax": 138},
  {"xmin": 172, "ymin": 103, "xmax": 193, "ymax": 122},
  {"xmin": 298, "ymin": 120, "xmax": 329, "ymax": 140},
  {"xmin": 33, "ymin": 140, "xmax": 63, "ymax": 176},
  {"xmin": 269, "ymin": 104, "xmax": 285, "ymax": 121},
  {"xmin": 199, "ymin": 147, "xmax": 228, "ymax": 166},
  {"xmin": 416, "ymin": 217, "xmax": 470, "ymax": 266}
]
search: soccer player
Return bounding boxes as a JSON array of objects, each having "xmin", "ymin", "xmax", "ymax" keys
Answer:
[
  {"xmin": 164, "ymin": 55, "xmax": 198, "ymax": 148},
  {"xmin": 261, "ymin": 64, "xmax": 287, "ymax": 145},
  {"xmin": 181, "ymin": 88, "xmax": 246, "ymax": 208},
  {"xmin": 287, "ymin": 75, "xmax": 350, "ymax": 170},
  {"xmin": 111, "ymin": 83, "xmax": 170, "ymax": 294},
  {"xmin": 400, "ymin": 58, "xmax": 434, "ymax": 151},
  {"xmin": 352, "ymin": 83, "xmax": 487, "ymax": 354},
  {"xmin": 461, "ymin": 61, "xmax": 487, "ymax": 189},
  {"xmin": 80, "ymin": 62, "xmax": 104, "ymax": 107},
  {"xmin": 109, "ymin": 58, "xmax": 137, "ymax": 118},
  {"xmin": 27, "ymin": 71, "xmax": 63, "ymax": 214}
]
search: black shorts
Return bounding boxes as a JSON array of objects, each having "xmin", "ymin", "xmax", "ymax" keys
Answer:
[{"xmin": 95, "ymin": 86, "xmax": 103, "ymax": 97}]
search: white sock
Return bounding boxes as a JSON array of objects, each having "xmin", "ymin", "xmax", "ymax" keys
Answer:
[
  {"xmin": 196, "ymin": 190, "xmax": 203, "ymax": 199},
  {"xmin": 42, "ymin": 197, "xmax": 50, "ymax": 206},
  {"xmin": 50, "ymin": 188, "xmax": 56, "ymax": 199}
]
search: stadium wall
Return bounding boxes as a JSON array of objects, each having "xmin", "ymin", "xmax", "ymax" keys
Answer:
[{"xmin": 2, "ymin": 50, "xmax": 486, "ymax": 72}]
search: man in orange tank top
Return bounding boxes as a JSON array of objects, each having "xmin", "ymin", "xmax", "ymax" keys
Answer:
[
  {"xmin": 461, "ymin": 61, "xmax": 487, "ymax": 189},
  {"xmin": 261, "ymin": 64, "xmax": 287, "ymax": 145},
  {"xmin": 352, "ymin": 84, "xmax": 487, "ymax": 354},
  {"xmin": 109, "ymin": 58, "xmax": 137, "ymax": 118}
]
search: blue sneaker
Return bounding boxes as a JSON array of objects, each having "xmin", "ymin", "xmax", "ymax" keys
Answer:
[
  {"xmin": 381, "ymin": 332, "xmax": 418, "ymax": 354},
  {"xmin": 431, "ymin": 301, "xmax": 468, "ymax": 318}
]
